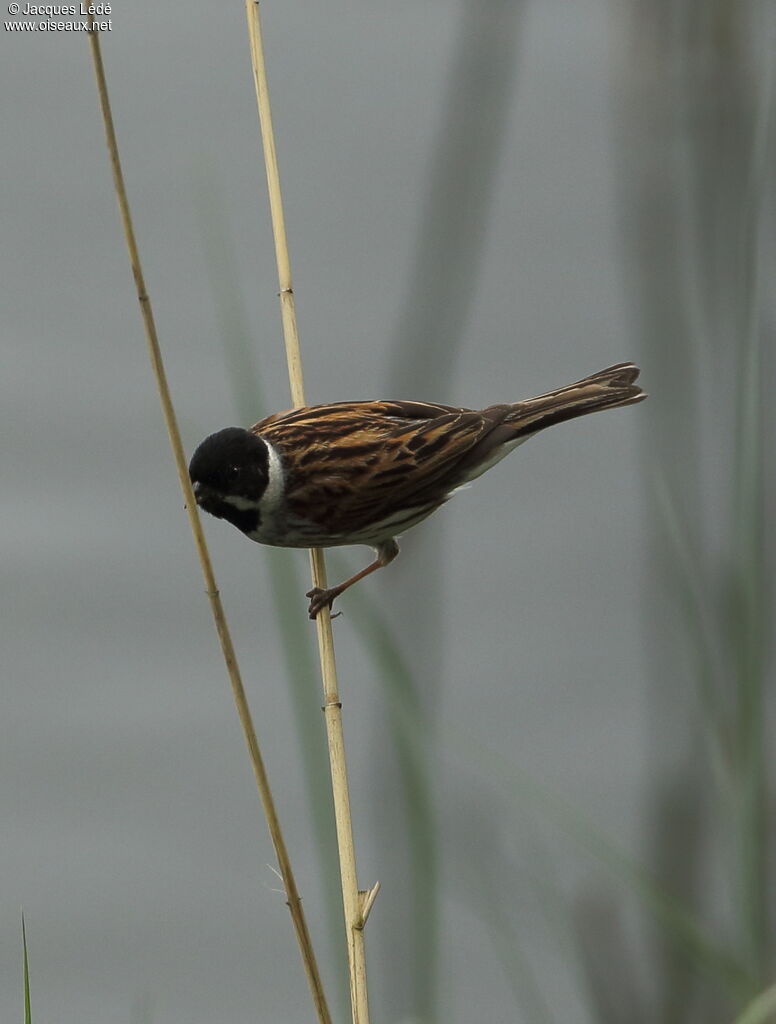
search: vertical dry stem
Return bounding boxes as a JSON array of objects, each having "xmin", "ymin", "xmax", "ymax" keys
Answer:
[
  {"xmin": 86, "ymin": 24, "xmax": 331, "ymax": 1024},
  {"xmin": 245, "ymin": 4, "xmax": 373, "ymax": 1022}
]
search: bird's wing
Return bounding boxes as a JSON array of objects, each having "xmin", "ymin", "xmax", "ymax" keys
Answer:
[
  {"xmin": 251, "ymin": 399, "xmax": 465, "ymax": 431},
  {"xmin": 253, "ymin": 401, "xmax": 499, "ymax": 534}
]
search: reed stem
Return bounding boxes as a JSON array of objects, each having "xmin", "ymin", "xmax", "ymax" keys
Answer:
[
  {"xmin": 245, "ymin": 4, "xmax": 374, "ymax": 1021},
  {"xmin": 86, "ymin": 22, "xmax": 331, "ymax": 1024}
]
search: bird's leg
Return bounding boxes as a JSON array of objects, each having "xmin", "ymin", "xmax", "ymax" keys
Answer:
[{"xmin": 306, "ymin": 539, "xmax": 399, "ymax": 619}]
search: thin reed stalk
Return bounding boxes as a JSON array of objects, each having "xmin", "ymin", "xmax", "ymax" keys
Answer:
[
  {"xmin": 85, "ymin": 23, "xmax": 332, "ymax": 1024},
  {"xmin": 22, "ymin": 914, "xmax": 31, "ymax": 1024},
  {"xmin": 245, "ymin": 4, "xmax": 375, "ymax": 1022}
]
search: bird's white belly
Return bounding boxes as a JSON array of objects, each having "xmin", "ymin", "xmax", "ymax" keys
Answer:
[{"xmin": 247, "ymin": 502, "xmax": 439, "ymax": 550}]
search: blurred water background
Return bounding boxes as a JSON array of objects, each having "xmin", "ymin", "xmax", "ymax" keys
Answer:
[{"xmin": 1, "ymin": 1, "xmax": 774, "ymax": 1021}]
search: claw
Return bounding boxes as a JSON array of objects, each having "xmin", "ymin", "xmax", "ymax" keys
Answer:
[{"xmin": 306, "ymin": 587, "xmax": 341, "ymax": 620}]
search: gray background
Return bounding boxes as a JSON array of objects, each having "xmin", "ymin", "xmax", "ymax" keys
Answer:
[{"xmin": 2, "ymin": 2, "xmax": 773, "ymax": 1022}]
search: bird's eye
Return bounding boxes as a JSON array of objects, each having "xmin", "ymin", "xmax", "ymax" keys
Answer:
[{"xmin": 226, "ymin": 465, "xmax": 241, "ymax": 482}]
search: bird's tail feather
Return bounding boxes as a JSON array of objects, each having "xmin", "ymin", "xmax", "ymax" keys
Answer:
[{"xmin": 503, "ymin": 362, "xmax": 646, "ymax": 437}]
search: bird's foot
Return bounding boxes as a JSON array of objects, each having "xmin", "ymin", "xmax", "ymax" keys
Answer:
[{"xmin": 306, "ymin": 587, "xmax": 342, "ymax": 621}]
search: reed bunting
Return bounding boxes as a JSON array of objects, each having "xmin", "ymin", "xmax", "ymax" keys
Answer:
[{"xmin": 189, "ymin": 363, "xmax": 645, "ymax": 618}]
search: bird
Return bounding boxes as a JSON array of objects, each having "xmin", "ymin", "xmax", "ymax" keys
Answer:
[{"xmin": 189, "ymin": 362, "xmax": 646, "ymax": 619}]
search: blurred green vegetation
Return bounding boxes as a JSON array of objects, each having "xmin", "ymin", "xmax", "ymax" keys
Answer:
[
  {"xmin": 580, "ymin": 2, "xmax": 773, "ymax": 1020},
  {"xmin": 22, "ymin": 914, "xmax": 30, "ymax": 1024}
]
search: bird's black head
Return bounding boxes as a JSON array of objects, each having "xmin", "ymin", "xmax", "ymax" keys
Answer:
[{"xmin": 188, "ymin": 428, "xmax": 269, "ymax": 532}]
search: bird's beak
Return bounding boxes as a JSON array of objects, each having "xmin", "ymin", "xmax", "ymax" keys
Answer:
[{"xmin": 191, "ymin": 480, "xmax": 225, "ymax": 518}]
